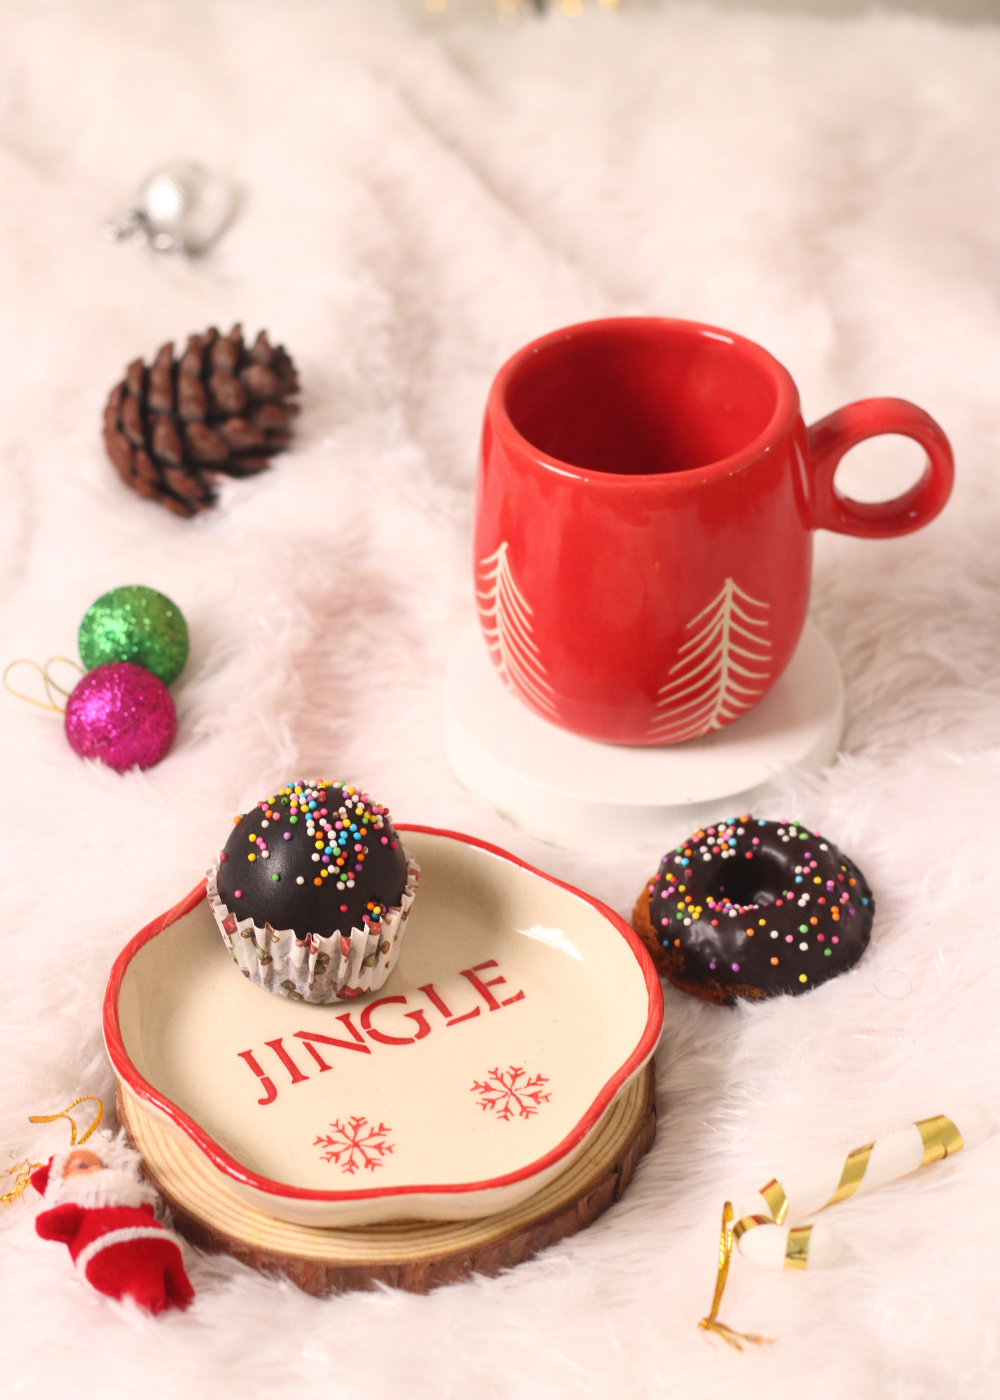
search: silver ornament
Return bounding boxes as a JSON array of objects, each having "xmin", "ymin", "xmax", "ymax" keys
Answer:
[{"xmin": 104, "ymin": 160, "xmax": 235, "ymax": 255}]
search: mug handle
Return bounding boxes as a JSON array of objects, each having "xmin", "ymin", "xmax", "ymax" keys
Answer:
[{"xmin": 807, "ymin": 397, "xmax": 954, "ymax": 538}]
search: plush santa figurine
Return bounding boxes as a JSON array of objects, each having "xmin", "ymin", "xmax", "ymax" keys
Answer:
[{"xmin": 31, "ymin": 1131, "xmax": 194, "ymax": 1314}]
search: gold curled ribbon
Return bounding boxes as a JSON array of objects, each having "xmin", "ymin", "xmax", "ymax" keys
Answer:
[
  {"xmin": 758, "ymin": 1177, "xmax": 789, "ymax": 1224},
  {"xmin": 698, "ymin": 1203, "xmax": 774, "ymax": 1351},
  {"xmin": 732, "ymin": 1212, "xmax": 812, "ymax": 1269},
  {"xmin": 28, "ymin": 1095, "xmax": 104, "ymax": 1146},
  {"xmin": 732, "ymin": 1213, "xmax": 772, "ymax": 1241},
  {"xmin": 824, "ymin": 1140, "xmax": 874, "ymax": 1208},
  {"xmin": 3, "ymin": 656, "xmax": 82, "ymax": 714},
  {"xmin": 916, "ymin": 1114, "xmax": 963, "ymax": 1165},
  {"xmin": 1, "ymin": 1157, "xmax": 44, "ymax": 1208},
  {"xmin": 784, "ymin": 1226, "xmax": 812, "ymax": 1270}
]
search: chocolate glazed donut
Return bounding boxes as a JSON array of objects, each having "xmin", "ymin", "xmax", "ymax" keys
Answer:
[{"xmin": 632, "ymin": 816, "xmax": 874, "ymax": 1004}]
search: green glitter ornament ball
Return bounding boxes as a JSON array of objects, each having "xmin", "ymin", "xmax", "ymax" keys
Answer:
[{"xmin": 78, "ymin": 585, "xmax": 189, "ymax": 685}]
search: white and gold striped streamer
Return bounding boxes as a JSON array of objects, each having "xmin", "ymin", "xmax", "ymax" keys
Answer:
[{"xmin": 699, "ymin": 1103, "xmax": 991, "ymax": 1349}]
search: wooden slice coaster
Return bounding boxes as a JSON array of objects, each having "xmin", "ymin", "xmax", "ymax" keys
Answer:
[{"xmin": 117, "ymin": 1061, "xmax": 656, "ymax": 1296}]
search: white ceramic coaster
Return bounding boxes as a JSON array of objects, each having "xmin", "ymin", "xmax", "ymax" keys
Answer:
[{"xmin": 445, "ymin": 621, "xmax": 844, "ymax": 854}]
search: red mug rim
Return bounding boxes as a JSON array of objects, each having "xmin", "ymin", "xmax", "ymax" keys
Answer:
[{"xmin": 488, "ymin": 316, "xmax": 801, "ymax": 489}]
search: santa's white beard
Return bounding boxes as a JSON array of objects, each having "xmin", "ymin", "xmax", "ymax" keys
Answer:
[{"xmin": 43, "ymin": 1165, "xmax": 159, "ymax": 1211}]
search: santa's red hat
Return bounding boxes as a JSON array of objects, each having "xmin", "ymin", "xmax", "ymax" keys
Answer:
[{"xmin": 31, "ymin": 1134, "xmax": 159, "ymax": 1210}]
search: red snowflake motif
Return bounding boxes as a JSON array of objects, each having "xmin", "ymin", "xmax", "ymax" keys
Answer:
[
  {"xmin": 471, "ymin": 1066, "xmax": 551, "ymax": 1121},
  {"xmin": 314, "ymin": 1117, "xmax": 394, "ymax": 1174}
]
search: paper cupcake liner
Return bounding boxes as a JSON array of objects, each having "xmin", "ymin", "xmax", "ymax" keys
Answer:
[{"xmin": 205, "ymin": 854, "xmax": 419, "ymax": 1004}]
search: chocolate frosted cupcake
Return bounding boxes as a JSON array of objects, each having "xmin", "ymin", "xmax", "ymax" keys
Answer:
[{"xmin": 207, "ymin": 779, "xmax": 419, "ymax": 1003}]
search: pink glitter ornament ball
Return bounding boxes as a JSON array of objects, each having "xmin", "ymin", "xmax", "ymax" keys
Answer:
[{"xmin": 64, "ymin": 662, "xmax": 176, "ymax": 772}]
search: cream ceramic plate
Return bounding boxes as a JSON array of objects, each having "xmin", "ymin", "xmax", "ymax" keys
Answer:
[{"xmin": 104, "ymin": 826, "xmax": 662, "ymax": 1226}]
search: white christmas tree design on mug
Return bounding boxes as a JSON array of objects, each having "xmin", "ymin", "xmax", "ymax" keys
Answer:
[
  {"xmin": 647, "ymin": 578, "xmax": 772, "ymax": 743},
  {"xmin": 477, "ymin": 546, "xmax": 771, "ymax": 743},
  {"xmin": 477, "ymin": 542, "xmax": 559, "ymax": 719}
]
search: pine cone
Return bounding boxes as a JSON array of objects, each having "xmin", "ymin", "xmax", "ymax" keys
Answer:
[{"xmin": 103, "ymin": 325, "xmax": 299, "ymax": 516}]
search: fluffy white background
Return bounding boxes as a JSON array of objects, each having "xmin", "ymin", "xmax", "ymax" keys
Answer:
[{"xmin": 2, "ymin": 2, "xmax": 1000, "ymax": 1396}]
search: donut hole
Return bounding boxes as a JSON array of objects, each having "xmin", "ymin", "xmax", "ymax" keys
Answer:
[{"xmin": 712, "ymin": 855, "xmax": 785, "ymax": 909}]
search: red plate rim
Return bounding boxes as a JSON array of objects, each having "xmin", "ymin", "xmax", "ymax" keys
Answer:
[{"xmin": 103, "ymin": 823, "xmax": 663, "ymax": 1204}]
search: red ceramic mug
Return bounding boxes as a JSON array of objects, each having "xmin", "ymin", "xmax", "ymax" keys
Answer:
[{"xmin": 474, "ymin": 318, "xmax": 953, "ymax": 746}]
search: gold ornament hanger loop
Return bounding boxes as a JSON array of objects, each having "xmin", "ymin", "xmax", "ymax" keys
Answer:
[
  {"xmin": 3, "ymin": 656, "xmax": 83, "ymax": 714},
  {"xmin": 29, "ymin": 1095, "xmax": 104, "ymax": 1146},
  {"xmin": 2, "ymin": 1096, "xmax": 105, "ymax": 1208}
]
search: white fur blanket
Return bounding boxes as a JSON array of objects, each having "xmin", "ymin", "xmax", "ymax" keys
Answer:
[{"xmin": 3, "ymin": 3, "xmax": 1000, "ymax": 1397}]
